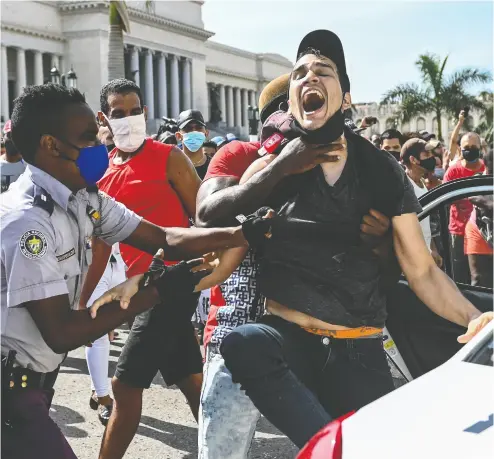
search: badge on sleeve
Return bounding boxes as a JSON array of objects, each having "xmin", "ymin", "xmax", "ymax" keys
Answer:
[{"xmin": 19, "ymin": 230, "xmax": 48, "ymax": 259}]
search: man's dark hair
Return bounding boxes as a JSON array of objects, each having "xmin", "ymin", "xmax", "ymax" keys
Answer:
[
  {"xmin": 202, "ymin": 141, "xmax": 217, "ymax": 151},
  {"xmin": 297, "ymin": 47, "xmax": 324, "ymax": 61},
  {"xmin": 403, "ymin": 131, "xmax": 421, "ymax": 142},
  {"xmin": 10, "ymin": 83, "xmax": 86, "ymax": 164},
  {"xmin": 380, "ymin": 128, "xmax": 405, "ymax": 146},
  {"xmin": 100, "ymin": 78, "xmax": 143, "ymax": 115}
]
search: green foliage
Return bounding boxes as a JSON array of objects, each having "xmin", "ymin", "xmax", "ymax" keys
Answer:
[{"xmin": 382, "ymin": 53, "xmax": 492, "ymax": 140}]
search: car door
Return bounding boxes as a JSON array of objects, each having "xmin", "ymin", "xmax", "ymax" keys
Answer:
[{"xmin": 385, "ymin": 175, "xmax": 493, "ymax": 379}]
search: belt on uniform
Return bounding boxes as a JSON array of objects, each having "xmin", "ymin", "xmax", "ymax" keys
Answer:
[
  {"xmin": 301, "ymin": 326, "xmax": 383, "ymax": 339},
  {"xmin": 1, "ymin": 357, "xmax": 59, "ymax": 391}
]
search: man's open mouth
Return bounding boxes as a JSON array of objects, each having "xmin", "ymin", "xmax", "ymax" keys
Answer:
[{"xmin": 302, "ymin": 89, "xmax": 325, "ymax": 114}]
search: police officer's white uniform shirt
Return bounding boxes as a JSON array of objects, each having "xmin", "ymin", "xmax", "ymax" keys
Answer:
[{"xmin": 1, "ymin": 165, "xmax": 142, "ymax": 372}]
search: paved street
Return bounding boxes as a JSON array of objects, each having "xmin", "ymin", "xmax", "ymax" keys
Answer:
[{"xmin": 51, "ymin": 327, "xmax": 298, "ymax": 459}]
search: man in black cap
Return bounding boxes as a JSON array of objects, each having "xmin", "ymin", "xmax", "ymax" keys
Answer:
[
  {"xmin": 220, "ymin": 29, "xmax": 492, "ymax": 449},
  {"xmin": 176, "ymin": 109, "xmax": 211, "ymax": 180}
]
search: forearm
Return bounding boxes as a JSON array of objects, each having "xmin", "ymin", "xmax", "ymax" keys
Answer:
[
  {"xmin": 57, "ymin": 286, "xmax": 160, "ymax": 353},
  {"xmin": 407, "ymin": 265, "xmax": 481, "ymax": 327},
  {"xmin": 448, "ymin": 122, "xmax": 462, "ymax": 160},
  {"xmin": 79, "ymin": 238, "xmax": 111, "ymax": 307},
  {"xmin": 124, "ymin": 222, "xmax": 246, "ymax": 261},
  {"xmin": 197, "ymin": 162, "xmax": 285, "ymax": 227}
]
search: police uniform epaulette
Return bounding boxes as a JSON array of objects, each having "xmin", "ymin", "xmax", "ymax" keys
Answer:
[{"xmin": 33, "ymin": 188, "xmax": 54, "ymax": 216}]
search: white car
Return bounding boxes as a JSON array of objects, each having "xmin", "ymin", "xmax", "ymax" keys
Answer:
[
  {"xmin": 298, "ymin": 176, "xmax": 494, "ymax": 459},
  {"xmin": 298, "ymin": 321, "xmax": 493, "ymax": 459}
]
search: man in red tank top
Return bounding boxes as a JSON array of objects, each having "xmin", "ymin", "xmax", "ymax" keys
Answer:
[{"xmin": 92, "ymin": 79, "xmax": 204, "ymax": 459}]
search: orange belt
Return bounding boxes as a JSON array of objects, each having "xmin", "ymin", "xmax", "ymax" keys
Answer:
[{"xmin": 301, "ymin": 326, "xmax": 383, "ymax": 339}]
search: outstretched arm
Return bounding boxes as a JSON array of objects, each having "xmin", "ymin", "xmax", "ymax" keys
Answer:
[
  {"xmin": 124, "ymin": 220, "xmax": 246, "ymax": 262},
  {"xmin": 448, "ymin": 110, "xmax": 465, "ymax": 163},
  {"xmin": 392, "ymin": 212, "xmax": 491, "ymax": 341}
]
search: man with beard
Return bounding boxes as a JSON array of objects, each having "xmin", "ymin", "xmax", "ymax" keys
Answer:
[
  {"xmin": 196, "ymin": 72, "xmax": 393, "ymax": 457},
  {"xmin": 0, "ymin": 83, "xmax": 255, "ymax": 459},
  {"xmin": 219, "ymin": 30, "xmax": 493, "ymax": 450}
]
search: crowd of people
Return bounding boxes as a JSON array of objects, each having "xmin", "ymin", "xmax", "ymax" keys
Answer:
[{"xmin": 1, "ymin": 28, "xmax": 492, "ymax": 459}]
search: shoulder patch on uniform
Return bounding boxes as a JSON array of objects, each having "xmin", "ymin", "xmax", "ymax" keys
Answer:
[
  {"xmin": 56, "ymin": 248, "xmax": 75, "ymax": 262},
  {"xmin": 19, "ymin": 230, "xmax": 48, "ymax": 259}
]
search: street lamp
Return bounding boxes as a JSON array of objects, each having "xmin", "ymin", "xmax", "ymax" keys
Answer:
[
  {"xmin": 50, "ymin": 65, "xmax": 78, "ymax": 89},
  {"xmin": 50, "ymin": 66, "xmax": 61, "ymax": 85},
  {"xmin": 248, "ymin": 105, "xmax": 260, "ymax": 142},
  {"xmin": 66, "ymin": 67, "xmax": 78, "ymax": 89}
]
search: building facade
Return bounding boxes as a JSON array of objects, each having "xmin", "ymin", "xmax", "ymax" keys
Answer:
[
  {"xmin": 353, "ymin": 102, "xmax": 482, "ymax": 142},
  {"xmin": 0, "ymin": 0, "xmax": 292, "ymax": 136}
]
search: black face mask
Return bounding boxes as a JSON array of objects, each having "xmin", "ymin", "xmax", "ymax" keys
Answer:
[
  {"xmin": 419, "ymin": 156, "xmax": 436, "ymax": 172},
  {"xmin": 292, "ymin": 105, "xmax": 345, "ymax": 145},
  {"xmin": 462, "ymin": 147, "xmax": 481, "ymax": 162}
]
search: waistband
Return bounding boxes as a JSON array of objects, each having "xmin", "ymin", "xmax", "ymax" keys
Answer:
[
  {"xmin": 301, "ymin": 326, "xmax": 383, "ymax": 339},
  {"xmin": 2, "ymin": 355, "xmax": 59, "ymax": 391}
]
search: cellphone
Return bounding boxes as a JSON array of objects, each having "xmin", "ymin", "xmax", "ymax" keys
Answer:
[
  {"xmin": 367, "ymin": 116, "xmax": 378, "ymax": 125},
  {"xmin": 463, "ymin": 106, "xmax": 470, "ymax": 117}
]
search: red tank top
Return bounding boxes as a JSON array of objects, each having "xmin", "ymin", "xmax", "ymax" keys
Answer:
[{"xmin": 98, "ymin": 139, "xmax": 190, "ymax": 277}]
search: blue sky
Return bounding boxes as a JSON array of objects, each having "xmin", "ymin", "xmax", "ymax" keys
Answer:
[{"xmin": 203, "ymin": 0, "xmax": 493, "ymax": 103}]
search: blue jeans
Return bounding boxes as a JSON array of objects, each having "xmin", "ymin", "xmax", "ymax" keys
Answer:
[
  {"xmin": 198, "ymin": 346, "xmax": 260, "ymax": 459},
  {"xmin": 221, "ymin": 315, "xmax": 394, "ymax": 449}
]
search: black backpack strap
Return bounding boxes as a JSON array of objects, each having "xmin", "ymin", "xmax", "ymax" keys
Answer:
[{"xmin": 32, "ymin": 186, "xmax": 54, "ymax": 216}]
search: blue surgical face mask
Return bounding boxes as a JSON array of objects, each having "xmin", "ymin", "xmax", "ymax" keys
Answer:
[
  {"xmin": 182, "ymin": 131, "xmax": 206, "ymax": 153},
  {"xmin": 57, "ymin": 140, "xmax": 109, "ymax": 185}
]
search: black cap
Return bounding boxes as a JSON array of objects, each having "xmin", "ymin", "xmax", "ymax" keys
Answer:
[
  {"xmin": 419, "ymin": 130, "xmax": 435, "ymax": 141},
  {"xmin": 177, "ymin": 109, "xmax": 206, "ymax": 129},
  {"xmin": 296, "ymin": 29, "xmax": 350, "ymax": 93}
]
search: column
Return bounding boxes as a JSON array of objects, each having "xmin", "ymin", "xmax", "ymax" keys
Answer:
[
  {"xmin": 219, "ymin": 84, "xmax": 226, "ymax": 123},
  {"xmin": 249, "ymin": 90, "xmax": 256, "ymax": 108},
  {"xmin": 144, "ymin": 49, "xmax": 154, "ymax": 119},
  {"xmin": 226, "ymin": 86, "xmax": 234, "ymax": 127},
  {"xmin": 242, "ymin": 88, "xmax": 249, "ymax": 128},
  {"xmin": 33, "ymin": 50, "xmax": 44, "ymax": 85},
  {"xmin": 182, "ymin": 58, "xmax": 192, "ymax": 111},
  {"xmin": 16, "ymin": 48, "xmax": 27, "ymax": 97},
  {"xmin": 170, "ymin": 54, "xmax": 180, "ymax": 118},
  {"xmin": 157, "ymin": 53, "xmax": 168, "ymax": 118},
  {"xmin": 1, "ymin": 46, "xmax": 9, "ymax": 120},
  {"xmin": 206, "ymin": 83, "xmax": 211, "ymax": 122},
  {"xmin": 130, "ymin": 46, "xmax": 140, "ymax": 86},
  {"xmin": 234, "ymin": 87, "xmax": 241, "ymax": 127}
]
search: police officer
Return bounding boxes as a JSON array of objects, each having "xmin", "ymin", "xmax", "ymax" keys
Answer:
[{"xmin": 0, "ymin": 83, "xmax": 263, "ymax": 459}]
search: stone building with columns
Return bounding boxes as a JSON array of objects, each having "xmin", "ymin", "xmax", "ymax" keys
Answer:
[{"xmin": 1, "ymin": 0, "xmax": 292, "ymax": 137}]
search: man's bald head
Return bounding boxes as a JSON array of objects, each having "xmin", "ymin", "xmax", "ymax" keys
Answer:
[{"xmin": 460, "ymin": 132, "xmax": 481, "ymax": 149}]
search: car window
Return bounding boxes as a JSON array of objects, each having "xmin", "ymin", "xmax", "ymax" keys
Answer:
[{"xmin": 421, "ymin": 192, "xmax": 493, "ymax": 290}]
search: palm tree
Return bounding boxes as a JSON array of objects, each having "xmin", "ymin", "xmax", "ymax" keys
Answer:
[
  {"xmin": 475, "ymin": 91, "xmax": 493, "ymax": 144},
  {"xmin": 107, "ymin": 1, "xmax": 152, "ymax": 81},
  {"xmin": 107, "ymin": 1, "xmax": 131, "ymax": 81},
  {"xmin": 381, "ymin": 53, "xmax": 492, "ymax": 140}
]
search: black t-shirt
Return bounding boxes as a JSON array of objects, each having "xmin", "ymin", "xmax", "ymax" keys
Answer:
[
  {"xmin": 195, "ymin": 155, "xmax": 212, "ymax": 181},
  {"xmin": 259, "ymin": 137, "xmax": 421, "ymax": 328}
]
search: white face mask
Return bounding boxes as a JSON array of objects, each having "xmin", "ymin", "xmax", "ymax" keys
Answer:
[{"xmin": 107, "ymin": 113, "xmax": 146, "ymax": 153}]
